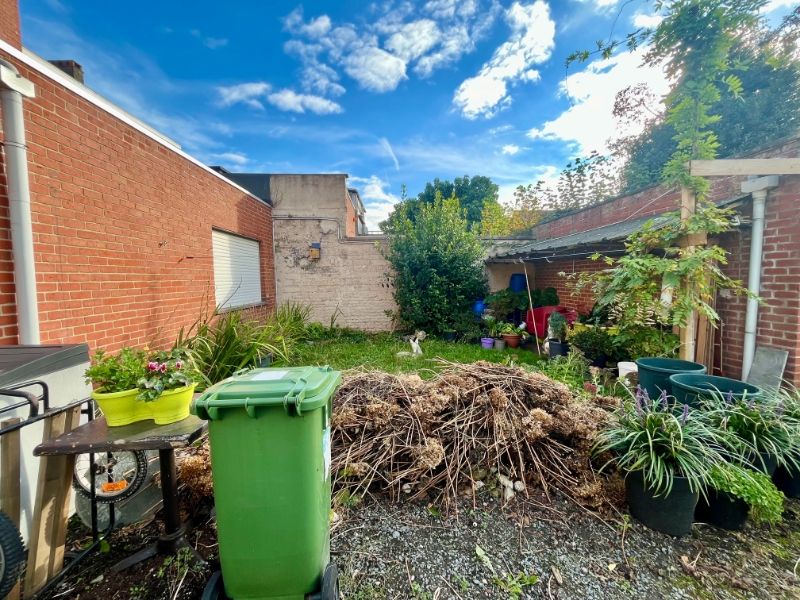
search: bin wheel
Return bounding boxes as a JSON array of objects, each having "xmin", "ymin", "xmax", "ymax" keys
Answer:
[
  {"xmin": 202, "ymin": 571, "xmax": 230, "ymax": 600},
  {"xmin": 0, "ymin": 510, "xmax": 25, "ymax": 599},
  {"xmin": 321, "ymin": 563, "xmax": 339, "ymax": 600}
]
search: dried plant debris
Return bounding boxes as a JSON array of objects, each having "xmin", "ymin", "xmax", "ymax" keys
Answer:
[
  {"xmin": 179, "ymin": 362, "xmax": 617, "ymax": 511},
  {"xmin": 332, "ymin": 361, "xmax": 615, "ymax": 510}
]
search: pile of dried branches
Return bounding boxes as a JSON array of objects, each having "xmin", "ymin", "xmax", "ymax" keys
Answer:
[
  {"xmin": 333, "ymin": 361, "xmax": 617, "ymax": 510},
  {"xmin": 178, "ymin": 361, "xmax": 619, "ymax": 510}
]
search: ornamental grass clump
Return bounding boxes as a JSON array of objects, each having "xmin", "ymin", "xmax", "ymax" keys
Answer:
[{"xmin": 594, "ymin": 386, "xmax": 729, "ymax": 496}]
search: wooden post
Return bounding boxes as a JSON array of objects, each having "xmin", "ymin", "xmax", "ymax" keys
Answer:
[
  {"xmin": 1, "ymin": 418, "xmax": 22, "ymax": 600},
  {"xmin": 24, "ymin": 407, "xmax": 81, "ymax": 596},
  {"xmin": 678, "ymin": 186, "xmax": 706, "ymax": 362}
]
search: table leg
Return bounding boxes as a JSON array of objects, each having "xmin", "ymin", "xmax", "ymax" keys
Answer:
[{"xmin": 111, "ymin": 449, "xmax": 204, "ymax": 572}]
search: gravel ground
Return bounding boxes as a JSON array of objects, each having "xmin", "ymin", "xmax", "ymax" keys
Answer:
[
  {"xmin": 54, "ymin": 488, "xmax": 800, "ymax": 599},
  {"xmin": 333, "ymin": 490, "xmax": 800, "ymax": 600}
]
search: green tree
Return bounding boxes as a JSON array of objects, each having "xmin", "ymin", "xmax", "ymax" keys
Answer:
[
  {"xmin": 383, "ymin": 175, "xmax": 500, "ymax": 231},
  {"xmin": 384, "ymin": 193, "xmax": 488, "ymax": 333}
]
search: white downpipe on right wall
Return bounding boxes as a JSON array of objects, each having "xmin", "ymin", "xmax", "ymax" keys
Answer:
[{"xmin": 740, "ymin": 176, "xmax": 780, "ymax": 380}]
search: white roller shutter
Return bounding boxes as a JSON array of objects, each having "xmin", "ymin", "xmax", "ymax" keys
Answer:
[{"xmin": 212, "ymin": 230, "xmax": 263, "ymax": 309}]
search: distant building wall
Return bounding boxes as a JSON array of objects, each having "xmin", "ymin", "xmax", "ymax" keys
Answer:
[{"xmin": 271, "ymin": 175, "xmax": 396, "ymax": 331}]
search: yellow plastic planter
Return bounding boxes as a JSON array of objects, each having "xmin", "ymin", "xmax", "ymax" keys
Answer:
[
  {"xmin": 91, "ymin": 388, "xmax": 150, "ymax": 426},
  {"xmin": 92, "ymin": 384, "xmax": 197, "ymax": 426},
  {"xmin": 149, "ymin": 384, "xmax": 197, "ymax": 425}
]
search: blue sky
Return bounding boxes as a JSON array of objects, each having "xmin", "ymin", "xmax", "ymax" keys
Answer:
[{"xmin": 19, "ymin": 0, "xmax": 796, "ymax": 230}]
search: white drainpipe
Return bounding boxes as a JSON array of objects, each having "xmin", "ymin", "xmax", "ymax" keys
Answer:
[
  {"xmin": 740, "ymin": 175, "xmax": 779, "ymax": 380},
  {"xmin": 0, "ymin": 60, "xmax": 39, "ymax": 344}
]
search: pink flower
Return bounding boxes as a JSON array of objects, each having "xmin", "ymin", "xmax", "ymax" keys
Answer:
[
  {"xmin": 583, "ymin": 382, "xmax": 597, "ymax": 395},
  {"xmin": 159, "ymin": 363, "xmax": 167, "ymax": 373},
  {"xmin": 175, "ymin": 360, "xmax": 183, "ymax": 369},
  {"xmin": 147, "ymin": 361, "xmax": 159, "ymax": 371}
]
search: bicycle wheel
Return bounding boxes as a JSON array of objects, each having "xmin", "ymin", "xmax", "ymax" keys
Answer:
[
  {"xmin": 0, "ymin": 510, "xmax": 24, "ymax": 599},
  {"xmin": 73, "ymin": 450, "xmax": 148, "ymax": 503}
]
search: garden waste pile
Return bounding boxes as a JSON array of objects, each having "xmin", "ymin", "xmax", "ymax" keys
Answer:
[{"xmin": 180, "ymin": 361, "xmax": 620, "ymax": 511}]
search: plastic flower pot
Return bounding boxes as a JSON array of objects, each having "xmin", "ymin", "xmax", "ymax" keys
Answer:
[
  {"xmin": 502, "ymin": 333, "xmax": 522, "ymax": 348},
  {"xmin": 148, "ymin": 383, "xmax": 197, "ymax": 425},
  {"xmin": 548, "ymin": 340, "xmax": 569, "ymax": 359},
  {"xmin": 493, "ymin": 339, "xmax": 506, "ymax": 350},
  {"xmin": 626, "ymin": 471, "xmax": 698, "ymax": 537},
  {"xmin": 635, "ymin": 357, "xmax": 706, "ymax": 399},
  {"xmin": 480, "ymin": 337, "xmax": 495, "ymax": 349},
  {"xmin": 92, "ymin": 388, "xmax": 150, "ymax": 427},
  {"xmin": 773, "ymin": 465, "xmax": 800, "ymax": 498},
  {"xmin": 669, "ymin": 373, "xmax": 761, "ymax": 408},
  {"xmin": 753, "ymin": 452, "xmax": 778, "ymax": 476},
  {"xmin": 695, "ymin": 489, "xmax": 749, "ymax": 531},
  {"xmin": 442, "ymin": 331, "xmax": 457, "ymax": 342}
]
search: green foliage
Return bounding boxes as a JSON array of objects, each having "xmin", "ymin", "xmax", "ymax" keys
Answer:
[
  {"xmin": 384, "ymin": 175, "xmax": 499, "ymax": 231},
  {"xmin": 137, "ymin": 348, "xmax": 194, "ymax": 401},
  {"xmin": 492, "ymin": 572, "xmax": 540, "ymax": 599},
  {"xmin": 546, "ymin": 312, "xmax": 567, "ymax": 341},
  {"xmin": 615, "ymin": 326, "xmax": 680, "ymax": 360},
  {"xmin": 570, "ymin": 327, "xmax": 621, "ymax": 364},
  {"xmin": 485, "ymin": 289, "xmax": 527, "ymax": 319},
  {"xmin": 537, "ymin": 353, "xmax": 589, "ymax": 392},
  {"xmin": 702, "ymin": 393, "xmax": 800, "ymax": 470},
  {"xmin": 85, "ymin": 348, "xmax": 147, "ymax": 393},
  {"xmin": 571, "ymin": 207, "xmax": 753, "ymax": 330},
  {"xmin": 595, "ymin": 388, "xmax": 731, "ymax": 495},
  {"xmin": 708, "ymin": 463, "xmax": 784, "ymax": 525},
  {"xmin": 384, "ymin": 193, "xmax": 488, "ymax": 333},
  {"xmin": 178, "ymin": 304, "xmax": 308, "ymax": 389}
]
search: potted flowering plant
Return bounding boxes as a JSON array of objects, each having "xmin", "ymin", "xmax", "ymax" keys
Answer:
[
  {"xmin": 595, "ymin": 387, "xmax": 728, "ymax": 536},
  {"xmin": 85, "ymin": 348, "xmax": 148, "ymax": 426},
  {"xmin": 500, "ymin": 322, "xmax": 525, "ymax": 349},
  {"xmin": 138, "ymin": 348, "xmax": 197, "ymax": 424}
]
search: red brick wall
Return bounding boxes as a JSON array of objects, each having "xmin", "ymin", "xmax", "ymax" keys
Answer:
[
  {"xmin": 0, "ymin": 0, "xmax": 20, "ymax": 49},
  {"xmin": 0, "ymin": 43, "xmax": 276, "ymax": 352}
]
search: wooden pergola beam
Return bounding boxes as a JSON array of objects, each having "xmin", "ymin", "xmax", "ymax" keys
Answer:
[{"xmin": 689, "ymin": 158, "xmax": 800, "ymax": 177}]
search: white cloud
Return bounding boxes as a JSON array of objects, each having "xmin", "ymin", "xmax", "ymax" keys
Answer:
[
  {"xmin": 453, "ymin": 1, "xmax": 555, "ymax": 119},
  {"xmin": 266, "ymin": 89, "xmax": 343, "ymax": 114},
  {"xmin": 631, "ymin": 11, "xmax": 663, "ymax": 28},
  {"xmin": 343, "ymin": 46, "xmax": 408, "ymax": 92},
  {"xmin": 203, "ymin": 37, "xmax": 229, "ymax": 49},
  {"xmin": 385, "ymin": 20, "xmax": 440, "ymax": 61},
  {"xmin": 284, "ymin": 8, "xmax": 332, "ymax": 37},
  {"xmin": 379, "ymin": 137, "xmax": 400, "ymax": 170},
  {"xmin": 211, "ymin": 151, "xmax": 249, "ymax": 166},
  {"xmin": 763, "ymin": 0, "xmax": 797, "ymax": 12},
  {"xmin": 217, "ymin": 82, "xmax": 271, "ymax": 109},
  {"xmin": 527, "ymin": 47, "xmax": 669, "ymax": 154},
  {"xmin": 349, "ymin": 175, "xmax": 401, "ymax": 231},
  {"xmin": 501, "ymin": 144, "xmax": 520, "ymax": 155}
]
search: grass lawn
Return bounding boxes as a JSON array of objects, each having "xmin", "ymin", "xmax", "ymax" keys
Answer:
[{"xmin": 290, "ymin": 332, "xmax": 545, "ymax": 377}]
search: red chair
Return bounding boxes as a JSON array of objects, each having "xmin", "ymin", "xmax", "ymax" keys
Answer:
[{"xmin": 526, "ymin": 306, "xmax": 578, "ymax": 338}]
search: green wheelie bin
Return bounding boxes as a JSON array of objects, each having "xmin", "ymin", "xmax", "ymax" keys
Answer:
[{"xmin": 192, "ymin": 366, "xmax": 342, "ymax": 600}]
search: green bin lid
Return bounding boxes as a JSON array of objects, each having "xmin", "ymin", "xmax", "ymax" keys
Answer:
[{"xmin": 191, "ymin": 366, "xmax": 341, "ymax": 420}]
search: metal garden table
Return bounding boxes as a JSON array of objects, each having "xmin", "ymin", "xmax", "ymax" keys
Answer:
[{"xmin": 34, "ymin": 414, "xmax": 207, "ymax": 573}]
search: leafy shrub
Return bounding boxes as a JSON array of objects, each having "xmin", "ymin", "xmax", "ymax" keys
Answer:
[
  {"xmin": 708, "ymin": 463, "xmax": 784, "ymax": 525},
  {"xmin": 570, "ymin": 327, "xmax": 620, "ymax": 365},
  {"xmin": 537, "ymin": 353, "xmax": 589, "ymax": 391},
  {"xmin": 384, "ymin": 193, "xmax": 488, "ymax": 334},
  {"xmin": 485, "ymin": 289, "xmax": 527, "ymax": 320},
  {"xmin": 536, "ymin": 287, "xmax": 559, "ymax": 307},
  {"xmin": 614, "ymin": 325, "xmax": 679, "ymax": 360},
  {"xmin": 547, "ymin": 312, "xmax": 567, "ymax": 341},
  {"xmin": 85, "ymin": 348, "xmax": 147, "ymax": 393}
]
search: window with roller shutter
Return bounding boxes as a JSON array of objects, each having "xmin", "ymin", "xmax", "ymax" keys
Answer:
[{"xmin": 211, "ymin": 229, "xmax": 263, "ymax": 309}]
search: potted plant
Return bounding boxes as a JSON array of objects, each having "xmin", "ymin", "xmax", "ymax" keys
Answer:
[
  {"xmin": 546, "ymin": 312, "xmax": 569, "ymax": 358},
  {"xmin": 481, "ymin": 316, "xmax": 498, "ymax": 349},
  {"xmin": 695, "ymin": 463, "xmax": 784, "ymax": 530},
  {"xmin": 485, "ymin": 289, "xmax": 527, "ymax": 322},
  {"xmin": 441, "ymin": 328, "xmax": 457, "ymax": 342},
  {"xmin": 773, "ymin": 386, "xmax": 800, "ymax": 498},
  {"xmin": 500, "ymin": 322, "xmax": 525, "ymax": 349},
  {"xmin": 570, "ymin": 327, "xmax": 617, "ymax": 368},
  {"xmin": 138, "ymin": 348, "xmax": 197, "ymax": 425},
  {"xmin": 594, "ymin": 387, "xmax": 727, "ymax": 536},
  {"xmin": 85, "ymin": 348, "xmax": 149, "ymax": 426}
]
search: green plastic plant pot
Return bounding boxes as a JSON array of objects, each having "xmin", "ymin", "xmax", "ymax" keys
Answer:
[
  {"xmin": 625, "ymin": 471, "xmax": 698, "ymax": 537},
  {"xmin": 669, "ymin": 373, "xmax": 761, "ymax": 408},
  {"xmin": 635, "ymin": 357, "xmax": 705, "ymax": 399},
  {"xmin": 192, "ymin": 367, "xmax": 342, "ymax": 600}
]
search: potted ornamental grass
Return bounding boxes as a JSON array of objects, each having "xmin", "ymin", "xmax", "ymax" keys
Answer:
[
  {"xmin": 772, "ymin": 386, "xmax": 800, "ymax": 498},
  {"xmin": 86, "ymin": 347, "xmax": 197, "ymax": 426},
  {"xmin": 546, "ymin": 312, "xmax": 569, "ymax": 358},
  {"xmin": 85, "ymin": 348, "xmax": 148, "ymax": 426},
  {"xmin": 595, "ymin": 387, "xmax": 727, "ymax": 536}
]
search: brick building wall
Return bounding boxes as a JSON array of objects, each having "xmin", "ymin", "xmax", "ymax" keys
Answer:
[
  {"xmin": 270, "ymin": 174, "xmax": 396, "ymax": 331},
  {"xmin": 488, "ymin": 137, "xmax": 800, "ymax": 385},
  {"xmin": 0, "ymin": 7, "xmax": 275, "ymax": 352}
]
